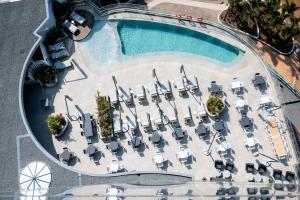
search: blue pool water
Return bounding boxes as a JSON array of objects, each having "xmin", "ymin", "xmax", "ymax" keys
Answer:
[{"xmin": 117, "ymin": 20, "xmax": 240, "ymax": 63}]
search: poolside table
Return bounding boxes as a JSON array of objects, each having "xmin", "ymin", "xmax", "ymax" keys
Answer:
[
  {"xmin": 61, "ymin": 149, "xmax": 71, "ymax": 162},
  {"xmin": 173, "ymin": 128, "xmax": 184, "ymax": 140},
  {"xmin": 236, "ymin": 99, "xmax": 245, "ymax": 110},
  {"xmin": 216, "ymin": 170, "xmax": 223, "ymax": 178},
  {"xmin": 231, "ymin": 80, "xmax": 242, "ymax": 91},
  {"xmin": 86, "ymin": 144, "xmax": 96, "ymax": 156},
  {"xmin": 260, "ymin": 95, "xmax": 271, "ymax": 105},
  {"xmin": 196, "ymin": 124, "xmax": 207, "ymax": 136},
  {"xmin": 109, "ymin": 141, "xmax": 119, "ymax": 152},
  {"xmin": 109, "ymin": 162, "xmax": 120, "ymax": 173},
  {"xmin": 83, "ymin": 113, "xmax": 94, "ymax": 137},
  {"xmin": 178, "ymin": 149, "xmax": 189, "ymax": 162},
  {"xmin": 240, "ymin": 116, "xmax": 251, "ymax": 127},
  {"xmin": 210, "ymin": 84, "xmax": 221, "ymax": 93},
  {"xmin": 131, "ymin": 136, "xmax": 142, "ymax": 148},
  {"xmin": 246, "ymin": 137, "xmax": 256, "ymax": 149},
  {"xmin": 154, "ymin": 154, "xmax": 164, "ymax": 164},
  {"xmin": 224, "ymin": 170, "xmax": 231, "ymax": 179},
  {"xmin": 214, "ymin": 121, "xmax": 224, "ymax": 132},
  {"xmin": 218, "ymin": 142, "xmax": 230, "ymax": 153},
  {"xmin": 253, "ymin": 75, "xmax": 265, "ymax": 86},
  {"xmin": 151, "ymin": 133, "xmax": 161, "ymax": 144}
]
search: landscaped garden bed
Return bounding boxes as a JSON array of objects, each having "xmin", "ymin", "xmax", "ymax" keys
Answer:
[
  {"xmin": 220, "ymin": 0, "xmax": 299, "ymax": 53},
  {"xmin": 96, "ymin": 92, "xmax": 113, "ymax": 138}
]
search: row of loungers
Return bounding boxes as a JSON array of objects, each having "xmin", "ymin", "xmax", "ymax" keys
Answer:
[
  {"xmin": 62, "ymin": 11, "xmax": 86, "ymax": 35},
  {"xmin": 110, "ymin": 75, "xmax": 199, "ymax": 108}
]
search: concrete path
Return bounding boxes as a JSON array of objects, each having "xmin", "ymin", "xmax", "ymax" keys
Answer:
[{"xmin": 147, "ymin": 0, "xmax": 228, "ymax": 11}]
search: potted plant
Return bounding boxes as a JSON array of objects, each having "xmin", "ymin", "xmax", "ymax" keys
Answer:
[
  {"xmin": 47, "ymin": 113, "xmax": 68, "ymax": 137},
  {"xmin": 206, "ymin": 94, "xmax": 225, "ymax": 117},
  {"xmin": 34, "ymin": 64, "xmax": 58, "ymax": 87}
]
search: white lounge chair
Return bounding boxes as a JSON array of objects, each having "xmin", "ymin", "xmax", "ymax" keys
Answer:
[
  {"xmin": 137, "ymin": 85, "xmax": 146, "ymax": 103},
  {"xmin": 48, "ymin": 41, "xmax": 65, "ymax": 52},
  {"xmin": 113, "ymin": 115, "xmax": 122, "ymax": 134},
  {"xmin": 159, "ymin": 81, "xmax": 172, "ymax": 98},
  {"xmin": 109, "ymin": 90, "xmax": 119, "ymax": 108},
  {"xmin": 176, "ymin": 78, "xmax": 187, "ymax": 96},
  {"xmin": 62, "ymin": 20, "xmax": 80, "ymax": 35},
  {"xmin": 167, "ymin": 107, "xmax": 177, "ymax": 126},
  {"xmin": 184, "ymin": 105, "xmax": 192, "ymax": 124},
  {"xmin": 198, "ymin": 102, "xmax": 207, "ymax": 120},
  {"xmin": 153, "ymin": 109, "xmax": 163, "ymax": 129},
  {"xmin": 69, "ymin": 11, "xmax": 86, "ymax": 25},
  {"xmin": 49, "ymin": 48, "xmax": 69, "ymax": 60},
  {"xmin": 148, "ymin": 83, "xmax": 158, "ymax": 101},
  {"xmin": 127, "ymin": 115, "xmax": 137, "ymax": 131},
  {"xmin": 141, "ymin": 112, "xmax": 151, "ymax": 132},
  {"xmin": 189, "ymin": 76, "xmax": 199, "ymax": 93}
]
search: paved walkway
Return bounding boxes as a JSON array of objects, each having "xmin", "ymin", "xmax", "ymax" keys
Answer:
[{"xmin": 147, "ymin": 0, "xmax": 228, "ymax": 11}]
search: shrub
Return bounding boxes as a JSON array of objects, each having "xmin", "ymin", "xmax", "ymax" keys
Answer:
[
  {"xmin": 47, "ymin": 114, "xmax": 66, "ymax": 135},
  {"xmin": 34, "ymin": 64, "xmax": 56, "ymax": 85},
  {"xmin": 207, "ymin": 95, "xmax": 225, "ymax": 115},
  {"xmin": 44, "ymin": 26, "xmax": 63, "ymax": 45},
  {"xmin": 96, "ymin": 91, "xmax": 113, "ymax": 138}
]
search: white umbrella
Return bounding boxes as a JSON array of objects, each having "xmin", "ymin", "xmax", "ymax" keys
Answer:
[{"xmin": 19, "ymin": 162, "xmax": 52, "ymax": 200}]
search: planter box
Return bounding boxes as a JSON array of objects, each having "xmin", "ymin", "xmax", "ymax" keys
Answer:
[
  {"xmin": 44, "ymin": 76, "xmax": 58, "ymax": 87},
  {"xmin": 55, "ymin": 119, "xmax": 69, "ymax": 138},
  {"xmin": 205, "ymin": 96, "xmax": 225, "ymax": 118}
]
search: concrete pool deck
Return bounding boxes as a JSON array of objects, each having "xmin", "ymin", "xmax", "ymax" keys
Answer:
[{"xmin": 24, "ymin": 14, "xmax": 297, "ymax": 182}]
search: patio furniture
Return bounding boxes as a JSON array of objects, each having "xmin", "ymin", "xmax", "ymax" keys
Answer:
[
  {"xmin": 153, "ymin": 153, "xmax": 165, "ymax": 168},
  {"xmin": 214, "ymin": 160, "xmax": 224, "ymax": 170},
  {"xmin": 231, "ymin": 78, "xmax": 243, "ymax": 93},
  {"xmin": 137, "ymin": 85, "xmax": 146, "ymax": 104},
  {"xmin": 215, "ymin": 169, "xmax": 223, "ymax": 178},
  {"xmin": 225, "ymin": 162, "xmax": 235, "ymax": 172},
  {"xmin": 148, "ymin": 83, "xmax": 158, "ymax": 101},
  {"xmin": 239, "ymin": 116, "xmax": 252, "ymax": 127},
  {"xmin": 140, "ymin": 112, "xmax": 151, "ymax": 132},
  {"xmin": 223, "ymin": 170, "xmax": 231, "ymax": 179},
  {"xmin": 53, "ymin": 60, "xmax": 72, "ymax": 70},
  {"xmin": 159, "ymin": 81, "xmax": 172, "ymax": 98},
  {"xmin": 69, "ymin": 11, "xmax": 86, "ymax": 25},
  {"xmin": 260, "ymin": 95, "xmax": 271, "ymax": 107},
  {"xmin": 173, "ymin": 128, "xmax": 185, "ymax": 141},
  {"xmin": 258, "ymin": 163, "xmax": 267, "ymax": 175},
  {"xmin": 247, "ymin": 187, "xmax": 258, "ymax": 195},
  {"xmin": 83, "ymin": 113, "xmax": 94, "ymax": 138},
  {"xmin": 213, "ymin": 120, "xmax": 225, "ymax": 132},
  {"xmin": 273, "ymin": 169, "xmax": 283, "ymax": 180},
  {"xmin": 49, "ymin": 48, "xmax": 69, "ymax": 60},
  {"xmin": 153, "ymin": 109, "xmax": 163, "ymax": 129},
  {"xmin": 127, "ymin": 115, "xmax": 137, "ymax": 132},
  {"xmin": 113, "ymin": 115, "xmax": 122, "ymax": 134},
  {"xmin": 195, "ymin": 123, "xmax": 208, "ymax": 137},
  {"xmin": 150, "ymin": 133, "xmax": 161, "ymax": 145},
  {"xmin": 85, "ymin": 144, "xmax": 97, "ymax": 157},
  {"xmin": 108, "ymin": 141, "xmax": 120, "ymax": 153},
  {"xmin": 120, "ymin": 87, "xmax": 133, "ymax": 105},
  {"xmin": 109, "ymin": 90, "xmax": 119, "ymax": 108},
  {"xmin": 176, "ymin": 148, "xmax": 190, "ymax": 163},
  {"xmin": 167, "ymin": 107, "xmax": 178, "ymax": 126},
  {"xmin": 48, "ymin": 41, "xmax": 65, "ymax": 52},
  {"xmin": 61, "ymin": 148, "xmax": 72, "ymax": 164},
  {"xmin": 209, "ymin": 81, "xmax": 222, "ymax": 94},
  {"xmin": 131, "ymin": 136, "xmax": 142, "ymax": 149},
  {"xmin": 285, "ymin": 171, "xmax": 295, "ymax": 182},
  {"xmin": 253, "ymin": 73, "xmax": 265, "ymax": 86},
  {"xmin": 245, "ymin": 137, "xmax": 257, "ymax": 150},
  {"xmin": 183, "ymin": 105, "xmax": 192, "ymax": 124},
  {"xmin": 217, "ymin": 142, "xmax": 230, "ymax": 156},
  {"xmin": 108, "ymin": 160, "xmax": 123, "ymax": 173},
  {"xmin": 245, "ymin": 163, "xmax": 255, "ymax": 173},
  {"xmin": 216, "ymin": 187, "xmax": 225, "ymax": 196},
  {"xmin": 62, "ymin": 20, "xmax": 80, "ymax": 35},
  {"xmin": 176, "ymin": 78, "xmax": 187, "ymax": 96},
  {"xmin": 189, "ymin": 76, "xmax": 199, "ymax": 93},
  {"xmin": 235, "ymin": 98, "xmax": 247, "ymax": 112},
  {"xmin": 198, "ymin": 102, "xmax": 207, "ymax": 120}
]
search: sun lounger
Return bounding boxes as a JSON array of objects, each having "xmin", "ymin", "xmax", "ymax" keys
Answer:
[
  {"xmin": 113, "ymin": 115, "xmax": 122, "ymax": 134},
  {"xmin": 62, "ymin": 20, "xmax": 80, "ymax": 35},
  {"xmin": 48, "ymin": 41, "xmax": 65, "ymax": 52},
  {"xmin": 167, "ymin": 107, "xmax": 177, "ymax": 126},
  {"xmin": 159, "ymin": 81, "xmax": 172, "ymax": 98},
  {"xmin": 69, "ymin": 11, "xmax": 86, "ymax": 25},
  {"xmin": 198, "ymin": 102, "xmax": 207, "ymax": 120},
  {"xmin": 176, "ymin": 78, "xmax": 187, "ymax": 96},
  {"xmin": 53, "ymin": 60, "xmax": 72, "ymax": 70},
  {"xmin": 121, "ymin": 88, "xmax": 133, "ymax": 105},
  {"xmin": 148, "ymin": 83, "xmax": 158, "ymax": 101},
  {"xmin": 137, "ymin": 85, "xmax": 146, "ymax": 103},
  {"xmin": 184, "ymin": 105, "xmax": 192, "ymax": 124},
  {"xmin": 109, "ymin": 90, "xmax": 119, "ymax": 108},
  {"xmin": 127, "ymin": 115, "xmax": 137, "ymax": 132},
  {"xmin": 189, "ymin": 76, "xmax": 199, "ymax": 93},
  {"xmin": 153, "ymin": 109, "xmax": 163, "ymax": 129},
  {"xmin": 141, "ymin": 112, "xmax": 151, "ymax": 132},
  {"xmin": 49, "ymin": 48, "xmax": 69, "ymax": 60}
]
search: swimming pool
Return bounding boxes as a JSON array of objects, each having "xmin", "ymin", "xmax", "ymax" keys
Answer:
[{"xmin": 117, "ymin": 20, "xmax": 240, "ymax": 63}]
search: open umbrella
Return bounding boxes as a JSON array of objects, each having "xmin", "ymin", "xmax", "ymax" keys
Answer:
[{"xmin": 19, "ymin": 162, "xmax": 52, "ymax": 199}]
